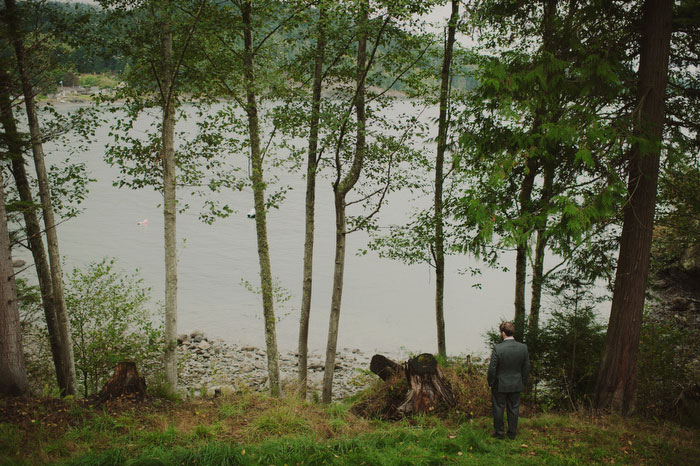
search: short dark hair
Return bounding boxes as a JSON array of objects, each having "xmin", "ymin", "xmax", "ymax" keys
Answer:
[{"xmin": 499, "ymin": 321, "xmax": 515, "ymax": 337}]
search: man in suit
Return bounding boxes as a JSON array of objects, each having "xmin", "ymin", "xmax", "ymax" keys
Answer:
[{"xmin": 487, "ymin": 321, "xmax": 530, "ymax": 439}]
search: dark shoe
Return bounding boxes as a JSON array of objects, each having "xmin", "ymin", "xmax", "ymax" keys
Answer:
[
  {"xmin": 491, "ymin": 433, "xmax": 504, "ymax": 439},
  {"xmin": 507, "ymin": 433, "xmax": 516, "ymax": 440}
]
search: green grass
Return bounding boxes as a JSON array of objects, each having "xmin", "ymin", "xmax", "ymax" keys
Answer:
[
  {"xmin": 61, "ymin": 421, "xmax": 690, "ymax": 466},
  {"xmin": 1, "ymin": 393, "xmax": 697, "ymax": 466}
]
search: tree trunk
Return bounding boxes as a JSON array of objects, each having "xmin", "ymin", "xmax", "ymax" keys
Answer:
[
  {"xmin": 298, "ymin": 5, "xmax": 326, "ymax": 399},
  {"xmin": 242, "ymin": 0, "xmax": 280, "ymax": 397},
  {"xmin": 527, "ymin": 159, "xmax": 554, "ymax": 349},
  {"xmin": 160, "ymin": 13, "xmax": 179, "ymax": 392},
  {"xmin": 0, "ymin": 167, "xmax": 29, "ymax": 396},
  {"xmin": 527, "ymin": 227, "xmax": 546, "ymax": 345},
  {"xmin": 433, "ymin": 0, "xmax": 459, "ymax": 359},
  {"xmin": 322, "ymin": 0, "xmax": 368, "ymax": 403},
  {"xmin": 513, "ymin": 243, "xmax": 528, "ymax": 341},
  {"xmin": 322, "ymin": 194, "xmax": 347, "ymax": 403},
  {"xmin": 4, "ymin": 0, "xmax": 77, "ymax": 397},
  {"xmin": 513, "ymin": 155, "xmax": 538, "ymax": 341},
  {"xmin": 513, "ymin": 0, "xmax": 554, "ymax": 341},
  {"xmin": 595, "ymin": 0, "xmax": 672, "ymax": 414},
  {"xmin": 0, "ymin": 70, "xmax": 66, "ymax": 393}
]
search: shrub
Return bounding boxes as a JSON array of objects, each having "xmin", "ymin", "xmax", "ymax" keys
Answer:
[
  {"xmin": 637, "ymin": 317, "xmax": 700, "ymax": 424},
  {"xmin": 534, "ymin": 307, "xmax": 606, "ymax": 409},
  {"xmin": 65, "ymin": 259, "xmax": 164, "ymax": 397},
  {"xmin": 77, "ymin": 73, "xmax": 119, "ymax": 89}
]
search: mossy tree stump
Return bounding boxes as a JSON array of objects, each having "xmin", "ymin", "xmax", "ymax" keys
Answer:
[{"xmin": 370, "ymin": 353, "xmax": 455, "ymax": 416}]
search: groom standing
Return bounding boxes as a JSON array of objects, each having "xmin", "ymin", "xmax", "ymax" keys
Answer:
[{"xmin": 487, "ymin": 321, "xmax": 530, "ymax": 440}]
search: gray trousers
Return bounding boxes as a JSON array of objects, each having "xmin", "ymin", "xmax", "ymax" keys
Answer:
[{"xmin": 491, "ymin": 389, "xmax": 521, "ymax": 438}]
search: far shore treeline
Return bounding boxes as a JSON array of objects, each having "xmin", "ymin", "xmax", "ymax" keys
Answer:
[{"xmin": 0, "ymin": 0, "xmax": 698, "ymax": 425}]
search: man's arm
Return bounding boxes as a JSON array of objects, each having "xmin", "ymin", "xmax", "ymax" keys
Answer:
[
  {"xmin": 487, "ymin": 348, "xmax": 498, "ymax": 388},
  {"xmin": 522, "ymin": 345, "xmax": 531, "ymax": 386}
]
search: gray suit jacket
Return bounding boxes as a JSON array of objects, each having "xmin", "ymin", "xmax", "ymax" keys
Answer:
[{"xmin": 487, "ymin": 339, "xmax": 530, "ymax": 393}]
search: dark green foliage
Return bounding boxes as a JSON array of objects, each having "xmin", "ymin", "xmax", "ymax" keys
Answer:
[
  {"xmin": 531, "ymin": 275, "xmax": 606, "ymax": 409},
  {"xmin": 533, "ymin": 307, "xmax": 606, "ymax": 410},
  {"xmin": 652, "ymin": 164, "xmax": 700, "ymax": 272},
  {"xmin": 637, "ymin": 318, "xmax": 700, "ymax": 425}
]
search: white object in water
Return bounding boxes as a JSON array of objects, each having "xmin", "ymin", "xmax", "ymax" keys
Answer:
[
  {"xmin": 247, "ymin": 208, "xmax": 255, "ymax": 219},
  {"xmin": 137, "ymin": 218, "xmax": 149, "ymax": 226}
]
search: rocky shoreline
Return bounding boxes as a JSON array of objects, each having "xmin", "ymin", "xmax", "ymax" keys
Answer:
[{"xmin": 177, "ymin": 331, "xmax": 375, "ymax": 401}]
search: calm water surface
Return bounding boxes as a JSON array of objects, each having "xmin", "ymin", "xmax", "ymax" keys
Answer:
[{"xmin": 22, "ymin": 102, "xmax": 556, "ymax": 357}]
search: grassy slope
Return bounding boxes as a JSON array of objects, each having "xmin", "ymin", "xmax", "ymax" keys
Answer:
[{"xmin": 1, "ymin": 391, "xmax": 698, "ymax": 466}]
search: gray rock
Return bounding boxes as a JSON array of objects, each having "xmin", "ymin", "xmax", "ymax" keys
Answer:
[
  {"xmin": 176, "ymin": 332, "xmax": 371, "ymax": 401},
  {"xmin": 197, "ymin": 340, "xmax": 212, "ymax": 351}
]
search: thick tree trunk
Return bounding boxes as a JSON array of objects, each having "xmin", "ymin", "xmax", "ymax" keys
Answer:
[
  {"xmin": 322, "ymin": 1, "xmax": 368, "ymax": 403},
  {"xmin": 595, "ymin": 0, "xmax": 672, "ymax": 414},
  {"xmin": 298, "ymin": 5, "xmax": 326, "ymax": 399},
  {"xmin": 0, "ymin": 168, "xmax": 29, "ymax": 396},
  {"xmin": 160, "ymin": 14, "xmax": 179, "ymax": 392},
  {"xmin": 433, "ymin": 0, "xmax": 459, "ymax": 359},
  {"xmin": 242, "ymin": 0, "xmax": 280, "ymax": 396},
  {"xmin": 0, "ymin": 71, "xmax": 66, "ymax": 392},
  {"xmin": 4, "ymin": 0, "xmax": 77, "ymax": 397}
]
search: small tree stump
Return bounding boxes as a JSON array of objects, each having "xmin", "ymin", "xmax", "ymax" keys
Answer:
[
  {"xmin": 98, "ymin": 361, "xmax": 146, "ymax": 403},
  {"xmin": 370, "ymin": 353, "xmax": 455, "ymax": 417}
]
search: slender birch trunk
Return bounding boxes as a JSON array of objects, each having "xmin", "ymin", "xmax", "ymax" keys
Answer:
[
  {"xmin": 160, "ymin": 12, "xmax": 179, "ymax": 391},
  {"xmin": 0, "ymin": 71, "xmax": 66, "ymax": 392},
  {"xmin": 298, "ymin": 4, "xmax": 326, "ymax": 399},
  {"xmin": 434, "ymin": 0, "xmax": 459, "ymax": 358},
  {"xmin": 4, "ymin": 0, "xmax": 77, "ymax": 396},
  {"xmin": 322, "ymin": 0, "xmax": 368, "ymax": 404},
  {"xmin": 242, "ymin": 0, "xmax": 280, "ymax": 396}
]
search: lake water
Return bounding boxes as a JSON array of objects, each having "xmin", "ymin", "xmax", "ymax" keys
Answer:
[{"xmin": 18, "ymin": 101, "xmax": 574, "ymax": 358}]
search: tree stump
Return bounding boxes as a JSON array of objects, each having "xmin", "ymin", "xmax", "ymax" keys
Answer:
[
  {"xmin": 97, "ymin": 361, "xmax": 146, "ymax": 403},
  {"xmin": 370, "ymin": 353, "xmax": 455, "ymax": 417},
  {"xmin": 370, "ymin": 354, "xmax": 403, "ymax": 381}
]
